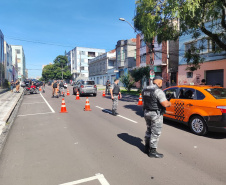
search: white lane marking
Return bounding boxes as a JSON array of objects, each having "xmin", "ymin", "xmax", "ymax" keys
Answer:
[
  {"xmin": 40, "ymin": 93, "xmax": 55, "ymax": 113},
  {"xmin": 59, "ymin": 173, "xmax": 110, "ymax": 185},
  {"xmin": 95, "ymin": 106, "xmax": 138, "ymax": 124},
  {"xmin": 24, "ymin": 97, "xmax": 42, "ymax": 99},
  {"xmin": 22, "ymin": 102, "xmax": 45, "ymax": 105},
  {"xmin": 17, "ymin": 112, "xmax": 54, "ymax": 117}
]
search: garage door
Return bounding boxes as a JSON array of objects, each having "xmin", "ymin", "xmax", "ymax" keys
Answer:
[{"xmin": 206, "ymin": 69, "xmax": 224, "ymax": 87}]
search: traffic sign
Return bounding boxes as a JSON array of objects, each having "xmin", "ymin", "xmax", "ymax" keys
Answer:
[{"xmin": 150, "ymin": 69, "xmax": 155, "ymax": 79}]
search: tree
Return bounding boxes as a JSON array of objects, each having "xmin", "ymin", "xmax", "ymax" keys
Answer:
[
  {"xmin": 41, "ymin": 55, "xmax": 72, "ymax": 81},
  {"xmin": 131, "ymin": 66, "xmax": 150, "ymax": 89},
  {"xmin": 134, "ymin": 0, "xmax": 226, "ymax": 71},
  {"xmin": 120, "ymin": 74, "xmax": 135, "ymax": 91}
]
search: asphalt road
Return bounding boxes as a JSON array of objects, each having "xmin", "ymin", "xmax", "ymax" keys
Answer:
[{"xmin": 0, "ymin": 85, "xmax": 226, "ymax": 185}]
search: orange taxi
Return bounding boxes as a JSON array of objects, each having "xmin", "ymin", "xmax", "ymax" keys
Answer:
[{"xmin": 163, "ymin": 85, "xmax": 226, "ymax": 135}]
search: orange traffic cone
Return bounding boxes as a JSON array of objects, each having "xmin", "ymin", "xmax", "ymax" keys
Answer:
[
  {"xmin": 61, "ymin": 91, "xmax": 64, "ymax": 96},
  {"xmin": 76, "ymin": 91, "xmax": 80, "ymax": 100},
  {"xmin": 84, "ymin": 97, "xmax": 91, "ymax": 111},
  {"xmin": 67, "ymin": 89, "xmax": 70, "ymax": 96},
  {"xmin": 60, "ymin": 98, "xmax": 68, "ymax": 113},
  {"xmin": 137, "ymin": 93, "xmax": 143, "ymax": 106},
  {"xmin": 102, "ymin": 90, "xmax": 105, "ymax": 97},
  {"xmin": 39, "ymin": 87, "xmax": 42, "ymax": 91}
]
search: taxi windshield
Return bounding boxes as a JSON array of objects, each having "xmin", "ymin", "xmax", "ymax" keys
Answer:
[{"xmin": 205, "ymin": 88, "xmax": 226, "ymax": 99}]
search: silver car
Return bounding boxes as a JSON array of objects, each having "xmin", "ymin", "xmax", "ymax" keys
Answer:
[{"xmin": 73, "ymin": 80, "xmax": 97, "ymax": 96}]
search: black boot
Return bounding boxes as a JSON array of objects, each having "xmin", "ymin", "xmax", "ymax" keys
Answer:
[
  {"xmin": 144, "ymin": 137, "xmax": 150, "ymax": 154},
  {"xmin": 112, "ymin": 110, "xmax": 116, "ymax": 116},
  {"xmin": 149, "ymin": 148, "xmax": 164, "ymax": 158}
]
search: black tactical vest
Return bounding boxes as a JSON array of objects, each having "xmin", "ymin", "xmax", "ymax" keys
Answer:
[
  {"xmin": 143, "ymin": 85, "xmax": 164, "ymax": 111},
  {"xmin": 113, "ymin": 83, "xmax": 120, "ymax": 95}
]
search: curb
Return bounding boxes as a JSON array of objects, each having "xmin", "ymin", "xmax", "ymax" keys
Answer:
[{"xmin": 0, "ymin": 91, "xmax": 24, "ymax": 157}]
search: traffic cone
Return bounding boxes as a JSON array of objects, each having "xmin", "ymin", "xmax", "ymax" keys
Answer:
[
  {"xmin": 60, "ymin": 98, "xmax": 68, "ymax": 113},
  {"xmin": 67, "ymin": 89, "xmax": 70, "ymax": 96},
  {"xmin": 61, "ymin": 91, "xmax": 64, "ymax": 96},
  {"xmin": 39, "ymin": 87, "xmax": 42, "ymax": 91},
  {"xmin": 84, "ymin": 97, "xmax": 91, "ymax": 111},
  {"xmin": 137, "ymin": 93, "xmax": 143, "ymax": 106},
  {"xmin": 102, "ymin": 90, "xmax": 105, "ymax": 97},
  {"xmin": 76, "ymin": 91, "xmax": 80, "ymax": 100}
]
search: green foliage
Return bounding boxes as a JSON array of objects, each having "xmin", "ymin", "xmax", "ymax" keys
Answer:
[
  {"xmin": 42, "ymin": 55, "xmax": 72, "ymax": 81},
  {"xmin": 131, "ymin": 66, "xmax": 150, "ymax": 82},
  {"xmin": 120, "ymin": 74, "xmax": 135, "ymax": 91},
  {"xmin": 134, "ymin": 0, "xmax": 226, "ymax": 71}
]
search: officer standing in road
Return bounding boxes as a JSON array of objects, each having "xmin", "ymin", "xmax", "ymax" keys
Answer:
[
  {"xmin": 110, "ymin": 79, "xmax": 122, "ymax": 116},
  {"xmin": 105, "ymin": 79, "xmax": 111, "ymax": 95},
  {"xmin": 142, "ymin": 76, "xmax": 171, "ymax": 158}
]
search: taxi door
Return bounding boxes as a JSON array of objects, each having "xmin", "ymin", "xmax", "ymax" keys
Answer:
[
  {"xmin": 164, "ymin": 88, "xmax": 179, "ymax": 120},
  {"xmin": 177, "ymin": 88, "xmax": 197, "ymax": 123}
]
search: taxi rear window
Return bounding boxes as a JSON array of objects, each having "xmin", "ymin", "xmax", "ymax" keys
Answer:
[{"xmin": 205, "ymin": 88, "xmax": 226, "ymax": 99}]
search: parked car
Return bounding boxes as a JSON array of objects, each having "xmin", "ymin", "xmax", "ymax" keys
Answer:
[
  {"xmin": 73, "ymin": 80, "xmax": 97, "ymax": 96},
  {"xmin": 163, "ymin": 85, "xmax": 226, "ymax": 136}
]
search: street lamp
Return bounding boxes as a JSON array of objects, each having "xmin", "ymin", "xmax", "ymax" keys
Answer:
[{"xmin": 119, "ymin": 18, "xmax": 137, "ymax": 33}]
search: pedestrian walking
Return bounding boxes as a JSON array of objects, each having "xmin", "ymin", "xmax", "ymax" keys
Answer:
[
  {"xmin": 15, "ymin": 80, "xmax": 20, "ymax": 93},
  {"xmin": 142, "ymin": 76, "xmax": 171, "ymax": 158},
  {"xmin": 10, "ymin": 80, "xmax": 14, "ymax": 92},
  {"xmin": 110, "ymin": 79, "xmax": 122, "ymax": 116},
  {"xmin": 105, "ymin": 79, "xmax": 111, "ymax": 95},
  {"xmin": 52, "ymin": 80, "xmax": 58, "ymax": 98}
]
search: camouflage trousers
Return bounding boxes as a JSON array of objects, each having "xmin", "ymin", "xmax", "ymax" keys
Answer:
[
  {"xmin": 144, "ymin": 110, "xmax": 163, "ymax": 149},
  {"xmin": 112, "ymin": 95, "xmax": 118, "ymax": 111}
]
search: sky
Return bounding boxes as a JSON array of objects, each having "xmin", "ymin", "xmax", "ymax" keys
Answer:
[{"xmin": 0, "ymin": 0, "xmax": 137, "ymax": 78}]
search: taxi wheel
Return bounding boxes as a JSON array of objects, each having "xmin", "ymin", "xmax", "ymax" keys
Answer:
[{"xmin": 189, "ymin": 116, "xmax": 207, "ymax": 136}]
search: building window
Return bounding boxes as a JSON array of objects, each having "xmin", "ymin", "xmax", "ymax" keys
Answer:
[
  {"xmin": 155, "ymin": 51, "xmax": 162, "ymax": 60},
  {"xmin": 17, "ymin": 58, "xmax": 21, "ymax": 63},
  {"xmin": 140, "ymin": 39, "xmax": 146, "ymax": 47},
  {"xmin": 187, "ymin": 72, "xmax": 193, "ymax": 78},
  {"xmin": 117, "ymin": 50, "xmax": 120, "ymax": 61},
  {"xmin": 88, "ymin": 52, "xmax": 95, "ymax": 57},
  {"xmin": 141, "ymin": 55, "xmax": 146, "ymax": 63},
  {"xmin": 15, "ymin": 49, "xmax": 20, "ymax": 54}
]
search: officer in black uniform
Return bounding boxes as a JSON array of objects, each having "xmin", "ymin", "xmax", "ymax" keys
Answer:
[{"xmin": 142, "ymin": 76, "xmax": 171, "ymax": 158}]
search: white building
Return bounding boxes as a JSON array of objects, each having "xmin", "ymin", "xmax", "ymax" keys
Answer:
[
  {"xmin": 3, "ymin": 41, "xmax": 13, "ymax": 82},
  {"xmin": 11, "ymin": 45, "xmax": 26, "ymax": 81},
  {"xmin": 66, "ymin": 47, "xmax": 105, "ymax": 80},
  {"xmin": 89, "ymin": 49, "xmax": 116, "ymax": 85}
]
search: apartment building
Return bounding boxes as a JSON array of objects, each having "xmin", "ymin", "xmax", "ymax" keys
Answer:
[
  {"xmin": 178, "ymin": 33, "xmax": 226, "ymax": 87},
  {"xmin": 136, "ymin": 34, "xmax": 179, "ymax": 88},
  {"xmin": 66, "ymin": 47, "xmax": 105, "ymax": 80},
  {"xmin": 0, "ymin": 30, "xmax": 4, "ymax": 85},
  {"xmin": 89, "ymin": 49, "xmax": 116, "ymax": 85},
  {"xmin": 115, "ymin": 38, "xmax": 136, "ymax": 78},
  {"xmin": 11, "ymin": 45, "xmax": 26, "ymax": 81},
  {"xmin": 4, "ymin": 41, "xmax": 13, "ymax": 82}
]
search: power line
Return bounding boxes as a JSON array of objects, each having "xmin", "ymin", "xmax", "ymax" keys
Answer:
[{"xmin": 5, "ymin": 36, "xmax": 75, "ymax": 48}]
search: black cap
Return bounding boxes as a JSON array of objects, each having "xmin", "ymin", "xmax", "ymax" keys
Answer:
[{"xmin": 153, "ymin": 76, "xmax": 163, "ymax": 80}]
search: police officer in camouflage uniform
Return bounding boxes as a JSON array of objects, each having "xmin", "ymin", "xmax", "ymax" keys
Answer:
[
  {"xmin": 142, "ymin": 76, "xmax": 171, "ymax": 158},
  {"xmin": 110, "ymin": 79, "xmax": 122, "ymax": 116}
]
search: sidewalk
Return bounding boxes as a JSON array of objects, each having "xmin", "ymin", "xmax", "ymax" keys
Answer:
[{"xmin": 0, "ymin": 90, "xmax": 23, "ymax": 135}]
